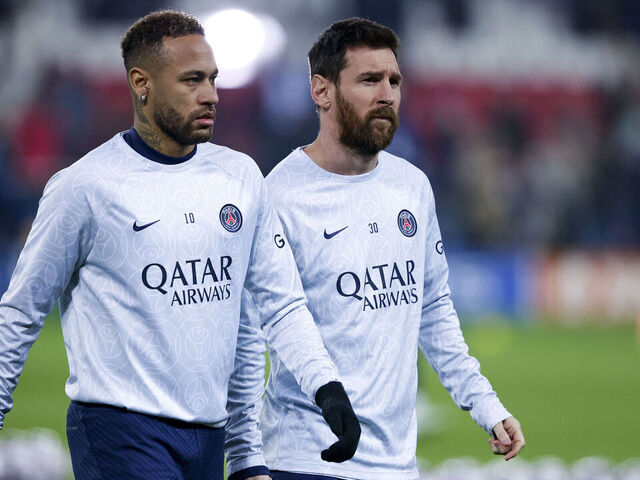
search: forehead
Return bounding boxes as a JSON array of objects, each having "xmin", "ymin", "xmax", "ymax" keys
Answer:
[
  {"xmin": 341, "ymin": 46, "xmax": 399, "ymax": 77},
  {"xmin": 159, "ymin": 34, "xmax": 216, "ymax": 73}
]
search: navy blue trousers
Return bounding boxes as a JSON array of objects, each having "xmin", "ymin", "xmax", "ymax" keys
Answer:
[{"xmin": 67, "ymin": 401, "xmax": 224, "ymax": 480}]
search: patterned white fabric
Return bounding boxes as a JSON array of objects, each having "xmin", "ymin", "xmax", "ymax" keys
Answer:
[
  {"xmin": 228, "ymin": 147, "xmax": 511, "ymax": 480},
  {"xmin": 0, "ymin": 134, "xmax": 338, "ymax": 428}
]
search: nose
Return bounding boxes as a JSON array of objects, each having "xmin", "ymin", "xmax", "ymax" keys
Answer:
[
  {"xmin": 200, "ymin": 82, "xmax": 219, "ymax": 106},
  {"xmin": 377, "ymin": 79, "xmax": 396, "ymax": 106}
]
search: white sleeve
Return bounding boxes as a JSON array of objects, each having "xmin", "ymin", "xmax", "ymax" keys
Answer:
[
  {"xmin": 418, "ymin": 182, "xmax": 511, "ymax": 435},
  {"xmin": 0, "ymin": 168, "xmax": 95, "ymax": 427},
  {"xmin": 225, "ymin": 291, "xmax": 267, "ymax": 477},
  {"xmin": 243, "ymin": 177, "xmax": 339, "ymax": 401}
]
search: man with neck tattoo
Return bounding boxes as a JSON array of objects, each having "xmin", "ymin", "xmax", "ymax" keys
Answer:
[
  {"xmin": 0, "ymin": 10, "xmax": 360, "ymax": 480},
  {"xmin": 227, "ymin": 18, "xmax": 525, "ymax": 480}
]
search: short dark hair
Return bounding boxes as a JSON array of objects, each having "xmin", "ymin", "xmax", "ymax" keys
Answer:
[
  {"xmin": 120, "ymin": 10, "xmax": 205, "ymax": 72},
  {"xmin": 308, "ymin": 17, "xmax": 400, "ymax": 85}
]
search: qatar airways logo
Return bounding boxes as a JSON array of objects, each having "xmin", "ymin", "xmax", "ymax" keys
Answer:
[
  {"xmin": 336, "ymin": 260, "xmax": 418, "ymax": 311},
  {"xmin": 142, "ymin": 256, "xmax": 233, "ymax": 307}
]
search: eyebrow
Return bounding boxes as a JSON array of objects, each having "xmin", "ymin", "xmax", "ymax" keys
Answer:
[
  {"xmin": 357, "ymin": 70, "xmax": 403, "ymax": 82},
  {"xmin": 179, "ymin": 69, "xmax": 219, "ymax": 79}
]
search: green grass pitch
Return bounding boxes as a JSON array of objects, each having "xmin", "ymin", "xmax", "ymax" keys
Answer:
[
  {"xmin": 5, "ymin": 311, "xmax": 640, "ymax": 468},
  {"xmin": 416, "ymin": 320, "xmax": 640, "ymax": 464}
]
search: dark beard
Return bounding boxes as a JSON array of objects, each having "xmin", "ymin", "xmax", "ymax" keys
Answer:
[
  {"xmin": 154, "ymin": 101, "xmax": 215, "ymax": 146},
  {"xmin": 336, "ymin": 88, "xmax": 399, "ymax": 156}
]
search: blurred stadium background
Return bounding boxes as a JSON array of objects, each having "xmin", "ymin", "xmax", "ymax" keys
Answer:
[{"xmin": 1, "ymin": 0, "xmax": 639, "ymax": 478}]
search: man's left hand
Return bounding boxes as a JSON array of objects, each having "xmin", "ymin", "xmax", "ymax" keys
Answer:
[
  {"xmin": 315, "ymin": 381, "xmax": 361, "ymax": 462},
  {"xmin": 489, "ymin": 416, "xmax": 525, "ymax": 461}
]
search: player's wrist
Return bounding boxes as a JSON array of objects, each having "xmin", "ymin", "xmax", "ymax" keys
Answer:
[
  {"xmin": 227, "ymin": 465, "xmax": 270, "ymax": 480},
  {"xmin": 315, "ymin": 380, "xmax": 346, "ymax": 407}
]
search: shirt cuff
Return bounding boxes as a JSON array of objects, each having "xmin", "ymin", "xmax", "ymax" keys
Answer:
[
  {"xmin": 228, "ymin": 465, "xmax": 270, "ymax": 480},
  {"xmin": 470, "ymin": 393, "xmax": 512, "ymax": 435},
  {"xmin": 309, "ymin": 373, "xmax": 342, "ymax": 405},
  {"xmin": 226, "ymin": 453, "xmax": 267, "ymax": 478}
]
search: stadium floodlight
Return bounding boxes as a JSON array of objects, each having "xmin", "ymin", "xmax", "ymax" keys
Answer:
[{"xmin": 203, "ymin": 8, "xmax": 286, "ymax": 89}]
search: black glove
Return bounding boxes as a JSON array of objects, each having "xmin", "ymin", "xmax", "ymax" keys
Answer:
[{"xmin": 315, "ymin": 381, "xmax": 361, "ymax": 462}]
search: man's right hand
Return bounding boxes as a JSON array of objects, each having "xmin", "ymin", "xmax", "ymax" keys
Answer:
[{"xmin": 315, "ymin": 381, "xmax": 361, "ymax": 462}]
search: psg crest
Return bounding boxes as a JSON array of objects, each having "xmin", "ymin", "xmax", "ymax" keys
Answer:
[
  {"xmin": 219, "ymin": 204, "xmax": 243, "ymax": 233},
  {"xmin": 397, "ymin": 209, "xmax": 417, "ymax": 237}
]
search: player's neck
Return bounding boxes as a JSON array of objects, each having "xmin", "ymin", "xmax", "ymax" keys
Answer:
[
  {"xmin": 305, "ymin": 132, "xmax": 378, "ymax": 176},
  {"xmin": 133, "ymin": 118, "xmax": 195, "ymax": 158}
]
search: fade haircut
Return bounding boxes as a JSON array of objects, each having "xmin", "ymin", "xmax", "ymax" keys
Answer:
[
  {"xmin": 120, "ymin": 10, "xmax": 205, "ymax": 72},
  {"xmin": 308, "ymin": 17, "xmax": 399, "ymax": 85}
]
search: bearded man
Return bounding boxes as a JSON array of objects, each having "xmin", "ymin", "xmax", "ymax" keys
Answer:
[{"xmin": 226, "ymin": 17, "xmax": 525, "ymax": 480}]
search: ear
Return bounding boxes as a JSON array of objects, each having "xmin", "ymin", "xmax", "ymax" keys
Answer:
[
  {"xmin": 129, "ymin": 67, "xmax": 151, "ymax": 98},
  {"xmin": 311, "ymin": 74, "xmax": 332, "ymax": 111}
]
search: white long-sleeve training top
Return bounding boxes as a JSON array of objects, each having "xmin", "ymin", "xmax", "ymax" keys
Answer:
[
  {"xmin": 0, "ymin": 133, "xmax": 339, "ymax": 429},
  {"xmin": 226, "ymin": 147, "xmax": 511, "ymax": 480}
]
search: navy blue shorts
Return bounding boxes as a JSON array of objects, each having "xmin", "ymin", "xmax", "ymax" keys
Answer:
[
  {"xmin": 271, "ymin": 472, "xmax": 344, "ymax": 480},
  {"xmin": 67, "ymin": 401, "xmax": 224, "ymax": 480}
]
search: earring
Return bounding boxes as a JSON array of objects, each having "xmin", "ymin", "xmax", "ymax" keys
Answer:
[{"xmin": 139, "ymin": 85, "xmax": 149, "ymax": 104}]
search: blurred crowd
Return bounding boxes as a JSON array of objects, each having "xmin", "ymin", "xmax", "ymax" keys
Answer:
[
  {"xmin": 1, "ymin": 0, "xmax": 639, "ymax": 252},
  {"xmin": 1, "ymin": 66, "xmax": 638, "ymax": 251},
  {"xmin": 404, "ymin": 79, "xmax": 640, "ymax": 249}
]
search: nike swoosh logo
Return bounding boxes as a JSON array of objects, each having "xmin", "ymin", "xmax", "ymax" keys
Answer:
[
  {"xmin": 324, "ymin": 226, "xmax": 348, "ymax": 239},
  {"xmin": 133, "ymin": 219, "xmax": 160, "ymax": 232}
]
